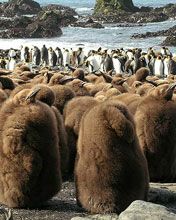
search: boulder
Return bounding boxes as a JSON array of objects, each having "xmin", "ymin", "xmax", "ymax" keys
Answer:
[
  {"xmin": 0, "ymin": 0, "xmax": 41, "ymax": 17},
  {"xmin": 71, "ymin": 18, "xmax": 104, "ymax": 29},
  {"xmin": 93, "ymin": 2, "xmax": 176, "ymax": 24},
  {"xmin": 0, "ymin": 16, "xmax": 33, "ymax": 30},
  {"xmin": 162, "ymin": 36, "xmax": 176, "ymax": 46},
  {"xmin": 0, "ymin": 11, "xmax": 63, "ymax": 38},
  {"xmin": 39, "ymin": 5, "xmax": 78, "ymax": 27},
  {"xmin": 94, "ymin": 0, "xmax": 138, "ymax": 15},
  {"xmin": 28, "ymin": 10, "xmax": 62, "ymax": 32},
  {"xmin": 118, "ymin": 200, "xmax": 176, "ymax": 220}
]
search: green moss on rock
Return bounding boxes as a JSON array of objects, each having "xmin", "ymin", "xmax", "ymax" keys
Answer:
[{"xmin": 94, "ymin": 0, "xmax": 138, "ymax": 14}]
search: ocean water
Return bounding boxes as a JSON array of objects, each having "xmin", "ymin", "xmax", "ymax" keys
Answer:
[{"xmin": 0, "ymin": 0, "xmax": 176, "ymax": 51}]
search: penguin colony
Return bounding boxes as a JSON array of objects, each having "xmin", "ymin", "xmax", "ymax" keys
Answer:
[{"xmin": 0, "ymin": 46, "xmax": 176, "ymax": 215}]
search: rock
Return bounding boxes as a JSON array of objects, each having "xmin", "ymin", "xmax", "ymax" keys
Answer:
[
  {"xmin": 149, "ymin": 183, "xmax": 176, "ymax": 212},
  {"xmin": 0, "ymin": 16, "xmax": 33, "ymax": 30},
  {"xmin": 0, "ymin": 3, "xmax": 79, "ymax": 38},
  {"xmin": 0, "ymin": 207, "xmax": 13, "ymax": 220},
  {"xmin": 41, "ymin": 4, "xmax": 78, "ymax": 26},
  {"xmin": 162, "ymin": 36, "xmax": 176, "ymax": 46},
  {"xmin": 131, "ymin": 25, "xmax": 176, "ymax": 47},
  {"xmin": 0, "ymin": 11, "xmax": 63, "ymax": 38},
  {"xmin": 27, "ymin": 10, "xmax": 63, "ymax": 37},
  {"xmin": 94, "ymin": 0, "xmax": 139, "ymax": 15},
  {"xmin": 27, "ymin": 23, "xmax": 63, "ymax": 38},
  {"xmin": 118, "ymin": 200, "xmax": 176, "ymax": 220},
  {"xmin": 0, "ymin": 28, "xmax": 28, "ymax": 38},
  {"xmin": 72, "ymin": 214, "xmax": 119, "ymax": 220},
  {"xmin": 0, "ymin": 0, "xmax": 41, "ymax": 17},
  {"xmin": 93, "ymin": 3, "xmax": 176, "ymax": 24},
  {"xmin": 71, "ymin": 17, "xmax": 104, "ymax": 29},
  {"xmin": 42, "ymin": 4, "xmax": 77, "ymax": 17}
]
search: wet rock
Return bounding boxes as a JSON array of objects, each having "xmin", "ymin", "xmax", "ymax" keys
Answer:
[
  {"xmin": 0, "ymin": 11, "xmax": 63, "ymax": 38},
  {"xmin": 93, "ymin": 3, "xmax": 176, "ymax": 24},
  {"xmin": 132, "ymin": 25, "xmax": 176, "ymax": 39},
  {"xmin": 94, "ymin": 0, "xmax": 139, "ymax": 15},
  {"xmin": 118, "ymin": 200, "xmax": 176, "ymax": 220},
  {"xmin": 162, "ymin": 36, "xmax": 176, "ymax": 46},
  {"xmin": 27, "ymin": 22, "xmax": 63, "ymax": 38},
  {"xmin": 42, "ymin": 4, "xmax": 77, "ymax": 17},
  {"xmin": 71, "ymin": 18, "xmax": 104, "ymax": 29},
  {"xmin": 0, "ymin": 0, "xmax": 41, "ymax": 17},
  {"xmin": 131, "ymin": 25, "xmax": 176, "ymax": 46},
  {"xmin": 27, "ymin": 10, "xmax": 63, "ymax": 37},
  {"xmin": 41, "ymin": 4, "xmax": 78, "ymax": 27},
  {"xmin": 0, "ymin": 16, "xmax": 33, "ymax": 30},
  {"xmin": 0, "ymin": 3, "xmax": 79, "ymax": 38}
]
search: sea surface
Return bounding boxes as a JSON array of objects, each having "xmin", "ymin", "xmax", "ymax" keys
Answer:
[{"xmin": 0, "ymin": 0, "xmax": 176, "ymax": 52}]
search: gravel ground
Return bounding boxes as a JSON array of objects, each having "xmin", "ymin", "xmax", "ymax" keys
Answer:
[
  {"xmin": 2, "ymin": 181, "xmax": 86, "ymax": 220},
  {"xmin": 1, "ymin": 182, "xmax": 176, "ymax": 220}
]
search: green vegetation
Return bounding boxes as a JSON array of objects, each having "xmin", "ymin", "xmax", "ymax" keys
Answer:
[{"xmin": 94, "ymin": 0, "xmax": 137, "ymax": 14}]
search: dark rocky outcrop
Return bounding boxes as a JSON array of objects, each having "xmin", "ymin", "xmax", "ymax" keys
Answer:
[
  {"xmin": 0, "ymin": 0, "xmax": 41, "ymax": 17},
  {"xmin": 94, "ymin": 0, "xmax": 138, "ymax": 14},
  {"xmin": 162, "ymin": 36, "xmax": 176, "ymax": 46},
  {"xmin": 93, "ymin": 3, "xmax": 176, "ymax": 24},
  {"xmin": 71, "ymin": 18, "xmax": 104, "ymax": 29},
  {"xmin": 0, "ymin": 10, "xmax": 63, "ymax": 38},
  {"xmin": 0, "ymin": 1, "xmax": 79, "ymax": 38},
  {"xmin": 132, "ymin": 25, "xmax": 176, "ymax": 39},
  {"xmin": 131, "ymin": 24, "xmax": 176, "ymax": 46},
  {"xmin": 40, "ymin": 4, "xmax": 78, "ymax": 27},
  {"xmin": 0, "ymin": 16, "xmax": 33, "ymax": 30}
]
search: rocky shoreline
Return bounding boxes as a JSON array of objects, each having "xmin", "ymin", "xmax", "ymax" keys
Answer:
[
  {"xmin": 132, "ymin": 25, "xmax": 176, "ymax": 46},
  {"xmin": 0, "ymin": 0, "xmax": 176, "ymax": 42},
  {"xmin": 93, "ymin": 3, "xmax": 176, "ymax": 24}
]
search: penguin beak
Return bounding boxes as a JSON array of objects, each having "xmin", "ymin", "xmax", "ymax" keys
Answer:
[
  {"xmin": 79, "ymin": 81, "xmax": 86, "ymax": 87},
  {"xmin": 166, "ymin": 82, "xmax": 176, "ymax": 92},
  {"xmin": 25, "ymin": 87, "xmax": 41, "ymax": 101},
  {"xmin": 163, "ymin": 82, "xmax": 176, "ymax": 101},
  {"xmin": 145, "ymin": 79, "xmax": 157, "ymax": 87},
  {"xmin": 59, "ymin": 76, "xmax": 75, "ymax": 84}
]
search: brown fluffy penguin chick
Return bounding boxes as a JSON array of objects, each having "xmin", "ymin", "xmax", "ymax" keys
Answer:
[
  {"xmin": 34, "ymin": 84, "xmax": 55, "ymax": 107},
  {"xmin": 126, "ymin": 67, "xmax": 150, "ymax": 86},
  {"xmin": 50, "ymin": 85, "xmax": 75, "ymax": 114},
  {"xmin": 85, "ymin": 74, "xmax": 98, "ymax": 83},
  {"xmin": 105, "ymin": 88, "xmax": 121, "ymax": 98},
  {"xmin": 89, "ymin": 83, "xmax": 112, "ymax": 97},
  {"xmin": 111, "ymin": 77, "xmax": 128, "ymax": 93},
  {"xmin": 32, "ymin": 72, "xmax": 51, "ymax": 85},
  {"xmin": 64, "ymin": 96, "xmax": 98, "ymax": 176},
  {"xmin": 31, "ymin": 85, "xmax": 69, "ymax": 180},
  {"xmin": 0, "ymin": 88, "xmax": 61, "ymax": 208},
  {"xmin": 0, "ymin": 76, "xmax": 15, "ymax": 90},
  {"xmin": 110, "ymin": 93, "xmax": 141, "ymax": 115},
  {"xmin": 0, "ymin": 89, "xmax": 8, "ymax": 107},
  {"xmin": 136, "ymin": 83, "xmax": 155, "ymax": 97},
  {"xmin": 66, "ymin": 79, "xmax": 90, "ymax": 96},
  {"xmin": 19, "ymin": 65, "xmax": 31, "ymax": 72},
  {"xmin": 10, "ymin": 84, "xmax": 33, "ymax": 98},
  {"xmin": 51, "ymin": 106, "xmax": 69, "ymax": 181},
  {"xmin": 75, "ymin": 100, "xmax": 149, "ymax": 214},
  {"xmin": 135, "ymin": 83, "xmax": 176, "ymax": 182},
  {"xmin": 49, "ymin": 73, "xmax": 74, "ymax": 86},
  {"xmin": 72, "ymin": 68, "xmax": 85, "ymax": 81}
]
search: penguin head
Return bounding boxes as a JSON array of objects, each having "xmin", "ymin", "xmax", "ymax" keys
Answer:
[
  {"xmin": 149, "ymin": 83, "xmax": 176, "ymax": 101},
  {"xmin": 13, "ymin": 88, "xmax": 41, "ymax": 105}
]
